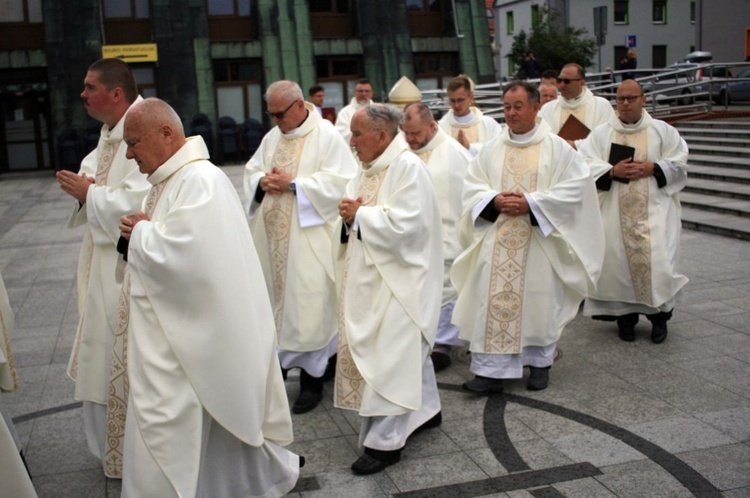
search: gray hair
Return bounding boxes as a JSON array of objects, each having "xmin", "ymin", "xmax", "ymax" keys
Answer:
[
  {"xmin": 129, "ymin": 97, "xmax": 184, "ymax": 133},
  {"xmin": 264, "ymin": 80, "xmax": 304, "ymax": 102},
  {"xmin": 364, "ymin": 103, "xmax": 402, "ymax": 138}
]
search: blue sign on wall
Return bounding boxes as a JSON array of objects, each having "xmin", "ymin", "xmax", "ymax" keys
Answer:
[{"xmin": 627, "ymin": 35, "xmax": 637, "ymax": 48}]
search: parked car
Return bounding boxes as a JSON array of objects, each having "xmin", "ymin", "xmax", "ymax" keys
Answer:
[
  {"xmin": 648, "ymin": 61, "xmax": 731, "ymax": 105},
  {"xmin": 715, "ymin": 67, "xmax": 750, "ymax": 104}
]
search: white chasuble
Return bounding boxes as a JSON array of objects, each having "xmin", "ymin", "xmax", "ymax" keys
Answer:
[
  {"xmin": 413, "ymin": 128, "xmax": 472, "ymax": 305},
  {"xmin": 1, "ymin": 271, "xmax": 18, "ymax": 394},
  {"xmin": 438, "ymin": 107, "xmax": 502, "ymax": 147},
  {"xmin": 579, "ymin": 111, "xmax": 689, "ymax": 312},
  {"xmin": 451, "ymin": 122, "xmax": 604, "ymax": 354},
  {"xmin": 245, "ymin": 104, "xmax": 358, "ymax": 352},
  {"xmin": 333, "ymin": 136, "xmax": 443, "ymax": 416},
  {"xmin": 538, "ymin": 87, "xmax": 615, "ymax": 135},
  {"xmin": 125, "ymin": 137, "xmax": 295, "ymax": 498}
]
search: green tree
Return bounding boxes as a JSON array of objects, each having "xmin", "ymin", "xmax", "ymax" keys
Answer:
[{"xmin": 508, "ymin": 6, "xmax": 597, "ymax": 79}]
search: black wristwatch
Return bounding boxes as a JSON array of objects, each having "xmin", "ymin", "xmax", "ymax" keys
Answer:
[{"xmin": 289, "ymin": 181, "xmax": 297, "ymax": 196}]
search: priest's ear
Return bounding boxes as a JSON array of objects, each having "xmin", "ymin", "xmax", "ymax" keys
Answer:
[{"xmin": 159, "ymin": 123, "xmax": 176, "ymax": 142}]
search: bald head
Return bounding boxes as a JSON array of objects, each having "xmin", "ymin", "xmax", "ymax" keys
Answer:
[
  {"xmin": 124, "ymin": 98, "xmax": 188, "ymax": 175},
  {"xmin": 402, "ymin": 103, "xmax": 437, "ymax": 150}
]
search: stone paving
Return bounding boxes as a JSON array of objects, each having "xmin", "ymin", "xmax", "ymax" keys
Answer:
[{"xmin": 1, "ymin": 166, "xmax": 750, "ymax": 497}]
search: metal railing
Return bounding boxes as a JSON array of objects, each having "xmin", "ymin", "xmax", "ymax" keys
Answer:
[{"xmin": 420, "ymin": 62, "xmax": 750, "ymax": 123}]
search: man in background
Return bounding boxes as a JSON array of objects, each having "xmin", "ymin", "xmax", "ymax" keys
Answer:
[
  {"xmin": 335, "ymin": 78, "xmax": 374, "ymax": 142},
  {"xmin": 401, "ymin": 102, "xmax": 471, "ymax": 371},
  {"xmin": 439, "ymin": 74, "xmax": 502, "ymax": 155},
  {"xmin": 579, "ymin": 80, "xmax": 688, "ymax": 343},
  {"xmin": 245, "ymin": 81, "xmax": 357, "ymax": 414},
  {"xmin": 309, "ymin": 85, "xmax": 325, "ymax": 116}
]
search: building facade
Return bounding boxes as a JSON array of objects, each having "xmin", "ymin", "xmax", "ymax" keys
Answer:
[
  {"xmin": 492, "ymin": 0, "xmax": 697, "ymax": 80},
  {"xmin": 0, "ymin": 0, "xmax": 494, "ymax": 172}
]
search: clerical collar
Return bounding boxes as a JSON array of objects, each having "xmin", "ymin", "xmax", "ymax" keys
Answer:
[
  {"xmin": 509, "ymin": 124, "xmax": 538, "ymax": 143},
  {"xmin": 286, "ymin": 110, "xmax": 310, "ymax": 134},
  {"xmin": 619, "ymin": 113, "xmax": 644, "ymax": 129},
  {"xmin": 454, "ymin": 112, "xmax": 474, "ymax": 124}
]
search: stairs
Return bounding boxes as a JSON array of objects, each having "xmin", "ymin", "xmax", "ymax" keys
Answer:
[{"xmin": 676, "ymin": 119, "xmax": 750, "ymax": 240}]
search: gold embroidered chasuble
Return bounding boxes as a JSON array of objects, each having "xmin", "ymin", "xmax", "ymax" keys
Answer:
[
  {"xmin": 262, "ymin": 135, "xmax": 307, "ymax": 332},
  {"xmin": 484, "ymin": 145, "xmax": 539, "ymax": 354},
  {"xmin": 614, "ymin": 130, "xmax": 654, "ymax": 305},
  {"xmin": 451, "ymin": 122, "xmax": 605, "ymax": 355}
]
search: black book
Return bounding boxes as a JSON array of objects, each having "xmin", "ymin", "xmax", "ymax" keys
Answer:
[{"xmin": 608, "ymin": 143, "xmax": 635, "ymax": 166}]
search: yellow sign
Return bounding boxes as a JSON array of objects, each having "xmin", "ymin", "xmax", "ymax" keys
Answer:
[{"xmin": 102, "ymin": 44, "xmax": 158, "ymax": 63}]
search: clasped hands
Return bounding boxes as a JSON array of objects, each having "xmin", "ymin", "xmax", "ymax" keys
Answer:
[
  {"xmin": 56, "ymin": 170, "xmax": 95, "ymax": 203},
  {"xmin": 494, "ymin": 191, "xmax": 529, "ymax": 217},
  {"xmin": 260, "ymin": 167, "xmax": 293, "ymax": 194},
  {"xmin": 612, "ymin": 158, "xmax": 654, "ymax": 181},
  {"xmin": 339, "ymin": 197, "xmax": 363, "ymax": 225},
  {"xmin": 119, "ymin": 211, "xmax": 149, "ymax": 240}
]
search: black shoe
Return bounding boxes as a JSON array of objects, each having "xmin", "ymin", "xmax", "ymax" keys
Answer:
[
  {"xmin": 616, "ymin": 313, "xmax": 639, "ymax": 342},
  {"xmin": 650, "ymin": 321, "xmax": 668, "ymax": 344},
  {"xmin": 299, "ymin": 455, "xmax": 306, "ymax": 468},
  {"xmin": 431, "ymin": 351, "xmax": 452, "ymax": 371},
  {"xmin": 461, "ymin": 375, "xmax": 504, "ymax": 395},
  {"xmin": 292, "ymin": 390, "xmax": 322, "ymax": 414},
  {"xmin": 351, "ymin": 448, "xmax": 401, "ymax": 475},
  {"xmin": 527, "ymin": 366, "xmax": 550, "ymax": 391},
  {"xmin": 321, "ymin": 354, "xmax": 337, "ymax": 382}
]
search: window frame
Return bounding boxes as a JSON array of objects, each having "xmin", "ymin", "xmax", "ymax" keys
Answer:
[
  {"xmin": 506, "ymin": 11, "xmax": 514, "ymax": 35},
  {"xmin": 652, "ymin": 0, "xmax": 667, "ymax": 24},
  {"xmin": 614, "ymin": 0, "xmax": 629, "ymax": 25}
]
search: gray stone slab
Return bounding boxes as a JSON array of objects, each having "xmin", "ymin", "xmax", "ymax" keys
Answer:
[
  {"xmin": 548, "ymin": 429, "xmax": 647, "ymax": 467},
  {"xmin": 594, "ymin": 459, "xmax": 695, "ymax": 498},
  {"xmin": 627, "ymin": 416, "xmax": 737, "ymax": 453},
  {"xmin": 678, "ymin": 443, "xmax": 750, "ymax": 490},
  {"xmin": 673, "ymin": 355, "xmax": 750, "ymax": 398},
  {"xmin": 585, "ymin": 393, "xmax": 686, "ymax": 427},
  {"xmin": 288, "ymin": 435, "xmax": 359, "ymax": 474},
  {"xmin": 384, "ymin": 451, "xmax": 488, "ymax": 492},
  {"xmin": 695, "ymin": 407, "xmax": 750, "ymax": 442},
  {"xmin": 296, "ymin": 469, "xmax": 389, "ymax": 497},
  {"xmin": 31, "ymin": 469, "xmax": 107, "ymax": 498},
  {"xmin": 512, "ymin": 438, "xmax": 575, "ymax": 470},
  {"xmin": 551, "ymin": 477, "xmax": 618, "ymax": 497}
]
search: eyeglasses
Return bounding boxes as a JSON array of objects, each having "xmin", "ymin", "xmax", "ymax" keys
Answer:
[
  {"xmin": 616, "ymin": 95, "xmax": 643, "ymax": 103},
  {"xmin": 556, "ymin": 78, "xmax": 582, "ymax": 84},
  {"xmin": 266, "ymin": 100, "xmax": 297, "ymax": 120}
]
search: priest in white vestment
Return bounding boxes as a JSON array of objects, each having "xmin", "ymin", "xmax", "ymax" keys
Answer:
[
  {"xmin": 579, "ymin": 80, "xmax": 689, "ymax": 343},
  {"xmin": 451, "ymin": 81, "xmax": 604, "ymax": 394},
  {"xmin": 538, "ymin": 63, "xmax": 615, "ymax": 149},
  {"xmin": 245, "ymin": 81, "xmax": 358, "ymax": 414},
  {"xmin": 1, "ymin": 271, "xmax": 38, "ymax": 498},
  {"xmin": 438, "ymin": 75, "xmax": 502, "ymax": 156},
  {"xmin": 335, "ymin": 78, "xmax": 374, "ymax": 142},
  {"xmin": 334, "ymin": 104, "xmax": 444, "ymax": 475},
  {"xmin": 118, "ymin": 98, "xmax": 299, "ymax": 498},
  {"xmin": 401, "ymin": 102, "xmax": 472, "ymax": 371},
  {"xmin": 55, "ymin": 58, "xmax": 150, "ymax": 478}
]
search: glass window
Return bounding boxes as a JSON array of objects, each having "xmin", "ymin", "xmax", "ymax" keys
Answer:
[
  {"xmin": 652, "ymin": 45, "xmax": 667, "ymax": 68},
  {"xmin": 690, "ymin": 1, "xmax": 695, "ymax": 23},
  {"xmin": 614, "ymin": 0, "xmax": 628, "ymax": 24},
  {"xmin": 209, "ymin": 0, "xmax": 251, "ymax": 16},
  {"xmin": 531, "ymin": 4, "xmax": 540, "ymax": 25},
  {"xmin": 653, "ymin": 0, "xmax": 667, "ymax": 24},
  {"xmin": 136, "ymin": 0, "xmax": 149, "ymax": 18},
  {"xmin": 506, "ymin": 11, "xmax": 514, "ymax": 35},
  {"xmin": 0, "ymin": 0, "xmax": 26, "ymax": 22},
  {"xmin": 406, "ymin": 0, "xmax": 425, "ymax": 11},
  {"xmin": 104, "ymin": 0, "xmax": 131, "ymax": 18},
  {"xmin": 28, "ymin": 0, "xmax": 42, "ymax": 22}
]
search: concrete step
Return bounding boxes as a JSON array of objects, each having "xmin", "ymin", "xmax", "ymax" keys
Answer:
[
  {"xmin": 684, "ymin": 177, "xmax": 750, "ymax": 201},
  {"xmin": 681, "ymin": 206, "xmax": 750, "ymax": 241},
  {"xmin": 687, "ymin": 143, "xmax": 750, "ymax": 159},
  {"xmin": 680, "ymin": 191, "xmax": 750, "ymax": 218},
  {"xmin": 677, "ymin": 128, "xmax": 750, "ymax": 141},
  {"xmin": 682, "ymin": 136, "xmax": 750, "ymax": 147},
  {"xmin": 689, "ymin": 165, "xmax": 750, "ymax": 184},
  {"xmin": 688, "ymin": 153, "xmax": 750, "ymax": 170}
]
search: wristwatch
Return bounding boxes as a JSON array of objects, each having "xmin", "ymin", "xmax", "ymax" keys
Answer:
[{"xmin": 289, "ymin": 181, "xmax": 297, "ymax": 195}]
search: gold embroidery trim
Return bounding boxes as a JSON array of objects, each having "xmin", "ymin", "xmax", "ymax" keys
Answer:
[
  {"xmin": 484, "ymin": 145, "xmax": 539, "ymax": 354},
  {"xmin": 262, "ymin": 136, "xmax": 307, "ymax": 334},
  {"xmin": 103, "ymin": 179, "xmax": 169, "ymax": 478},
  {"xmin": 334, "ymin": 169, "xmax": 387, "ymax": 411},
  {"xmin": 616, "ymin": 131, "xmax": 654, "ymax": 306}
]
